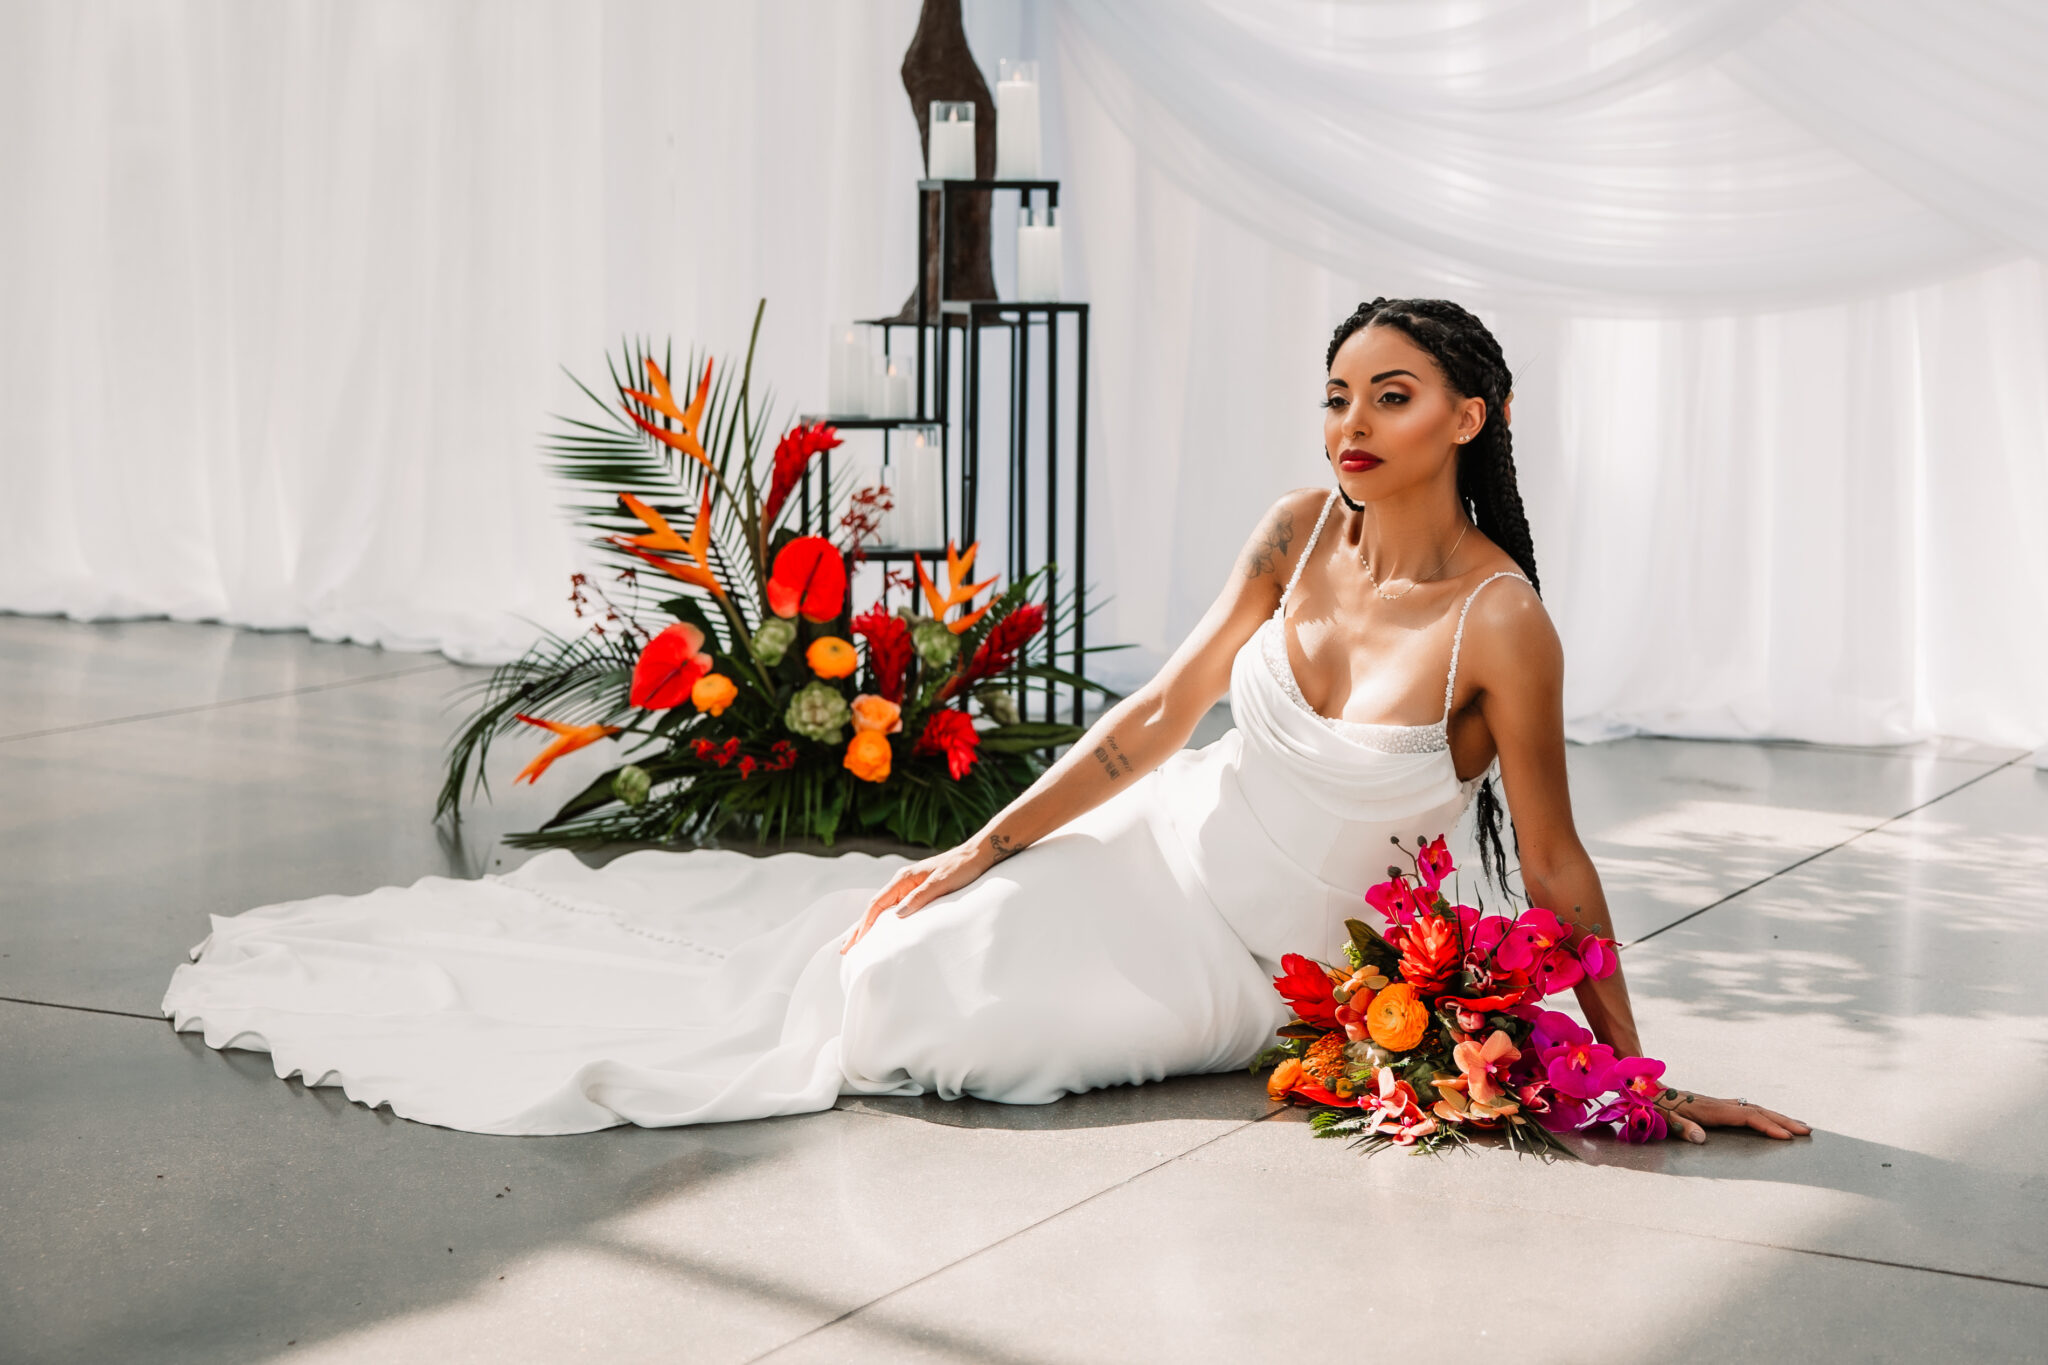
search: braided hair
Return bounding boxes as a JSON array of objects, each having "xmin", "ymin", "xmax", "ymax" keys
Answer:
[{"xmin": 1326, "ymin": 298, "xmax": 1539, "ymax": 895}]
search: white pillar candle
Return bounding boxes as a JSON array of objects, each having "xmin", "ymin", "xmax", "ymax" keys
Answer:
[
  {"xmin": 1016, "ymin": 205, "xmax": 1062, "ymax": 303},
  {"xmin": 883, "ymin": 357, "xmax": 915, "ymax": 418},
  {"xmin": 827, "ymin": 324, "xmax": 871, "ymax": 415},
  {"xmin": 884, "ymin": 427, "xmax": 946, "ymax": 549},
  {"xmin": 927, "ymin": 102, "xmax": 977, "ymax": 180},
  {"xmin": 995, "ymin": 61, "xmax": 1041, "ymax": 179}
]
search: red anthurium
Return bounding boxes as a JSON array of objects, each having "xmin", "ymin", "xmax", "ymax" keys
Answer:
[
  {"xmin": 766, "ymin": 536, "xmax": 847, "ymax": 622},
  {"xmin": 631, "ymin": 622, "xmax": 714, "ymax": 709}
]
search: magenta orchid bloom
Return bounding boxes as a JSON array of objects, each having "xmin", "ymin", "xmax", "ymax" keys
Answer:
[
  {"xmin": 1457, "ymin": 906, "xmax": 1511, "ymax": 963},
  {"xmin": 1415, "ymin": 836, "xmax": 1454, "ymax": 893},
  {"xmin": 1517, "ymin": 1082, "xmax": 1589, "ymax": 1133},
  {"xmin": 1546, "ymin": 1039, "xmax": 1619, "ymax": 1099},
  {"xmin": 1596, "ymin": 1093, "xmax": 1669, "ymax": 1143},
  {"xmin": 1365, "ymin": 873, "xmax": 1427, "ymax": 927},
  {"xmin": 1498, "ymin": 907, "xmax": 1567, "ymax": 971},
  {"xmin": 1600, "ymin": 1055, "xmax": 1667, "ymax": 1104},
  {"xmin": 1527, "ymin": 1008, "xmax": 1592, "ymax": 1056},
  {"xmin": 1578, "ymin": 932, "xmax": 1619, "ymax": 979}
]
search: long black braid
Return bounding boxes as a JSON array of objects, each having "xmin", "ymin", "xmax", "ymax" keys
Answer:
[{"xmin": 1326, "ymin": 298, "xmax": 1539, "ymax": 897}]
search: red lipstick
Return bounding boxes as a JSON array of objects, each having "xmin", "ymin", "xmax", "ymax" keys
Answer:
[{"xmin": 1339, "ymin": 450, "xmax": 1381, "ymax": 472}]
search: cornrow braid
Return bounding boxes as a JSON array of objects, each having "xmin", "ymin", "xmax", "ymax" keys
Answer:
[{"xmin": 1326, "ymin": 297, "xmax": 1539, "ymax": 895}]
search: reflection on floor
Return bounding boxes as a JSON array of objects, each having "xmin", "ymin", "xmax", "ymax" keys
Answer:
[{"xmin": 3, "ymin": 616, "xmax": 2044, "ymax": 1364}]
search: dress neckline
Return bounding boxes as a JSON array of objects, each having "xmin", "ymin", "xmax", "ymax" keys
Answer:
[{"xmin": 1258, "ymin": 487, "xmax": 1528, "ymax": 763}]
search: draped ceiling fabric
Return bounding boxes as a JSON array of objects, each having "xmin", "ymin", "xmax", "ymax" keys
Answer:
[
  {"xmin": 1050, "ymin": 0, "xmax": 2048, "ymax": 748},
  {"xmin": 1, "ymin": 1, "xmax": 2043, "ymax": 747}
]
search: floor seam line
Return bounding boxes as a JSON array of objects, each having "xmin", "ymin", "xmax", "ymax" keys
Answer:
[
  {"xmin": 742, "ymin": 1109, "xmax": 1284, "ymax": 1362},
  {"xmin": 1626, "ymin": 754, "xmax": 2026, "ymax": 948},
  {"xmin": 0, "ymin": 661, "xmax": 455, "ymax": 744},
  {"xmin": 0, "ymin": 994, "xmax": 165, "ymax": 1022}
]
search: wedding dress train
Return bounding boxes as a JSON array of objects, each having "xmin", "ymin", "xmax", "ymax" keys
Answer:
[{"xmin": 161, "ymin": 489, "xmax": 1523, "ymax": 1134}]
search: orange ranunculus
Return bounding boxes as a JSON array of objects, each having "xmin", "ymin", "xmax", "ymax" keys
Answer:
[
  {"xmin": 850, "ymin": 693, "xmax": 903, "ymax": 735},
  {"xmin": 623, "ymin": 357, "xmax": 713, "ymax": 471},
  {"xmin": 1365, "ymin": 981, "xmax": 1431, "ymax": 1052},
  {"xmin": 843, "ymin": 730, "xmax": 893, "ymax": 783},
  {"xmin": 512, "ymin": 714, "xmax": 622, "ymax": 785},
  {"xmin": 913, "ymin": 539, "xmax": 1001, "ymax": 635},
  {"xmin": 1266, "ymin": 1056, "xmax": 1305, "ymax": 1102},
  {"xmin": 691, "ymin": 672, "xmax": 737, "ymax": 716},
  {"xmin": 807, "ymin": 636, "xmax": 857, "ymax": 679},
  {"xmin": 611, "ymin": 485, "xmax": 725, "ymax": 598}
]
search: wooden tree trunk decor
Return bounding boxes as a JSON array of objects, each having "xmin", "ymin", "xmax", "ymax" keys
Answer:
[{"xmin": 896, "ymin": 0, "xmax": 997, "ymax": 318}]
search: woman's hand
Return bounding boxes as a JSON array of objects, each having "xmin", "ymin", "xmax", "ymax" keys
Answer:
[
  {"xmin": 1654, "ymin": 1086, "xmax": 1811, "ymax": 1144},
  {"xmin": 839, "ymin": 838, "xmax": 1003, "ymax": 954}
]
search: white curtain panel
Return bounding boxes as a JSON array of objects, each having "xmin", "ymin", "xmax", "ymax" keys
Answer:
[
  {"xmin": 1051, "ymin": 0, "xmax": 2048, "ymax": 748},
  {"xmin": 0, "ymin": 0, "xmax": 926, "ymax": 661},
  {"xmin": 2, "ymin": 1, "xmax": 2043, "ymax": 748}
]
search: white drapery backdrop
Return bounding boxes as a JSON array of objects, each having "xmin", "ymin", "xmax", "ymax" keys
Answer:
[{"xmin": 3, "ymin": 1, "xmax": 2044, "ymax": 747}]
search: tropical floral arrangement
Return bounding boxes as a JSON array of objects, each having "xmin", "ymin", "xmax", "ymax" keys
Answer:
[
  {"xmin": 1257, "ymin": 835, "xmax": 1668, "ymax": 1157},
  {"xmin": 438, "ymin": 304, "xmax": 1113, "ymax": 849}
]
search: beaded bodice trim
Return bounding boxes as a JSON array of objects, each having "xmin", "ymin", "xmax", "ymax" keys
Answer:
[{"xmin": 1260, "ymin": 487, "xmax": 1527, "ymax": 760}]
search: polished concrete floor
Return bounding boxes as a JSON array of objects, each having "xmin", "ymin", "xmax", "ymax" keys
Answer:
[{"xmin": 3, "ymin": 615, "xmax": 2045, "ymax": 1364}]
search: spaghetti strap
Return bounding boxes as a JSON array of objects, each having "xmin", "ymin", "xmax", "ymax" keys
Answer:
[
  {"xmin": 1277, "ymin": 488, "xmax": 1341, "ymax": 615},
  {"xmin": 1442, "ymin": 571, "xmax": 1529, "ymax": 721}
]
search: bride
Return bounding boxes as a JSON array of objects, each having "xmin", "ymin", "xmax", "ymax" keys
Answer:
[{"xmin": 164, "ymin": 298, "xmax": 1807, "ymax": 1144}]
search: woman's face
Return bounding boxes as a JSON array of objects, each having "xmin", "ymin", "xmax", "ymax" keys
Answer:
[{"xmin": 1323, "ymin": 324, "xmax": 1485, "ymax": 504}]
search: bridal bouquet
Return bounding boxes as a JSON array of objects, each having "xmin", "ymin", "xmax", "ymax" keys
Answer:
[
  {"xmin": 1258, "ymin": 836, "xmax": 1666, "ymax": 1156},
  {"xmin": 439, "ymin": 304, "xmax": 1109, "ymax": 849}
]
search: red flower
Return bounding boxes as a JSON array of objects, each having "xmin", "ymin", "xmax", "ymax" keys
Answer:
[
  {"xmin": 766, "ymin": 536, "xmax": 848, "ymax": 622},
  {"xmin": 852, "ymin": 606, "xmax": 914, "ymax": 703},
  {"xmin": 691, "ymin": 737, "xmax": 741, "ymax": 767},
  {"xmin": 762, "ymin": 422, "xmax": 843, "ymax": 530},
  {"xmin": 914, "ymin": 707, "xmax": 981, "ymax": 780},
  {"xmin": 1271, "ymin": 953, "xmax": 1341, "ymax": 1029},
  {"xmin": 1390, "ymin": 914, "xmax": 1461, "ymax": 996},
  {"xmin": 630, "ymin": 623, "xmax": 713, "ymax": 709},
  {"xmin": 766, "ymin": 740, "xmax": 799, "ymax": 772},
  {"xmin": 940, "ymin": 602, "xmax": 1046, "ymax": 703},
  {"xmin": 736, "ymin": 754, "xmax": 757, "ymax": 780}
]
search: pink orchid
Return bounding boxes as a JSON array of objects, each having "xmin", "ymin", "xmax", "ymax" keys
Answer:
[
  {"xmin": 1415, "ymin": 836, "xmax": 1455, "ymax": 893},
  {"xmin": 1516, "ymin": 1082, "xmax": 1589, "ymax": 1133},
  {"xmin": 1527, "ymin": 1008, "xmax": 1593, "ymax": 1056},
  {"xmin": 1595, "ymin": 1092, "xmax": 1669, "ymax": 1143},
  {"xmin": 1600, "ymin": 1054, "xmax": 1668, "ymax": 1105},
  {"xmin": 1578, "ymin": 932, "xmax": 1619, "ymax": 980},
  {"xmin": 1545, "ymin": 1039, "xmax": 1619, "ymax": 1100},
  {"xmin": 1365, "ymin": 873, "xmax": 1427, "ymax": 927},
  {"xmin": 1364, "ymin": 1067, "xmax": 1439, "ymax": 1145}
]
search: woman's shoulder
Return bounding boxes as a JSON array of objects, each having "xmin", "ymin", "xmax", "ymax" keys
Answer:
[
  {"xmin": 1233, "ymin": 486, "xmax": 1333, "ymax": 584},
  {"xmin": 1456, "ymin": 555, "xmax": 1559, "ymax": 675}
]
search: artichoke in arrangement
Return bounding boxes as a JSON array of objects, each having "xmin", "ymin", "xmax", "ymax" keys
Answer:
[
  {"xmin": 784, "ymin": 680, "xmax": 852, "ymax": 743},
  {"xmin": 752, "ymin": 616, "xmax": 797, "ymax": 666},
  {"xmin": 975, "ymin": 687, "xmax": 1021, "ymax": 727},
  {"xmin": 911, "ymin": 617, "xmax": 959, "ymax": 667},
  {"xmin": 611, "ymin": 764, "xmax": 652, "ymax": 808}
]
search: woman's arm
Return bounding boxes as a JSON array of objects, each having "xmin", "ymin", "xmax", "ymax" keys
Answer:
[
  {"xmin": 841, "ymin": 487, "xmax": 1326, "ymax": 950},
  {"xmin": 1462, "ymin": 586, "xmax": 1809, "ymax": 1141}
]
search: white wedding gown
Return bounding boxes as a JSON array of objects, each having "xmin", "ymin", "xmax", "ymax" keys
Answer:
[{"xmin": 162, "ymin": 489, "xmax": 1525, "ymax": 1134}]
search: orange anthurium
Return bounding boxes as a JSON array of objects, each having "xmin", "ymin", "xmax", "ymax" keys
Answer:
[
  {"xmin": 512, "ymin": 713, "xmax": 622, "ymax": 785},
  {"xmin": 624, "ymin": 357, "xmax": 713, "ymax": 471},
  {"xmin": 610, "ymin": 486, "xmax": 725, "ymax": 599},
  {"xmin": 913, "ymin": 540, "xmax": 1000, "ymax": 633}
]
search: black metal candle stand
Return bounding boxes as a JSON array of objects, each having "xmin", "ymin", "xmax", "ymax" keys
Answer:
[{"xmin": 797, "ymin": 176, "xmax": 1092, "ymax": 726}]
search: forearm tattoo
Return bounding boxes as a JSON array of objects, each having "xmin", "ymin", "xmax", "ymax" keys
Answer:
[
  {"xmin": 1241, "ymin": 509, "xmax": 1295, "ymax": 580},
  {"xmin": 987, "ymin": 832, "xmax": 1024, "ymax": 862},
  {"xmin": 1091, "ymin": 735, "xmax": 1135, "ymax": 782}
]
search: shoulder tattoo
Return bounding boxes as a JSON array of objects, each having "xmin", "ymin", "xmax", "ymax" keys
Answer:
[{"xmin": 1241, "ymin": 508, "xmax": 1295, "ymax": 581}]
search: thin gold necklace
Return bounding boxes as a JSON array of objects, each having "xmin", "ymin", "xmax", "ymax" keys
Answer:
[{"xmin": 1361, "ymin": 519, "xmax": 1470, "ymax": 602}]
